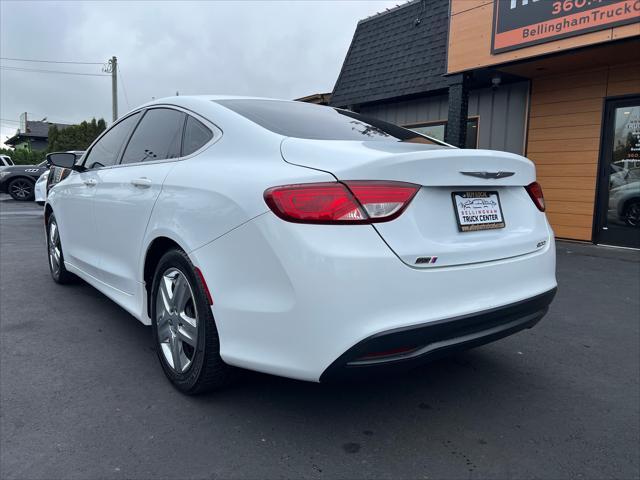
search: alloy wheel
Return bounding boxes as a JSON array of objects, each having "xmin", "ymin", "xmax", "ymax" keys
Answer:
[
  {"xmin": 9, "ymin": 179, "xmax": 32, "ymax": 199},
  {"xmin": 48, "ymin": 221, "xmax": 61, "ymax": 276},
  {"xmin": 156, "ymin": 268, "xmax": 199, "ymax": 373}
]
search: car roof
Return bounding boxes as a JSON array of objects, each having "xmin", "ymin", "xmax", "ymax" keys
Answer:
[
  {"xmin": 138, "ymin": 95, "xmax": 297, "ymax": 110},
  {"xmin": 118, "ymin": 96, "xmax": 312, "ymax": 141}
]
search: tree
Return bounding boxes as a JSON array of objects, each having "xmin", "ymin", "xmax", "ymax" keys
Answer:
[
  {"xmin": 0, "ymin": 117, "xmax": 107, "ymax": 165},
  {"xmin": 47, "ymin": 118, "xmax": 107, "ymax": 152},
  {"xmin": 0, "ymin": 147, "xmax": 45, "ymax": 165}
]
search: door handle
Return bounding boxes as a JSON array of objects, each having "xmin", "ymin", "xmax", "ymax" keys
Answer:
[
  {"xmin": 83, "ymin": 179, "xmax": 97, "ymax": 187},
  {"xmin": 131, "ymin": 177, "xmax": 152, "ymax": 188}
]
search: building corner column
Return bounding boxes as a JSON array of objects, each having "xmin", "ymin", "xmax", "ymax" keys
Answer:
[{"xmin": 445, "ymin": 73, "xmax": 471, "ymax": 147}]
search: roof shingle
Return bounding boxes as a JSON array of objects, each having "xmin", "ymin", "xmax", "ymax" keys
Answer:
[
  {"xmin": 26, "ymin": 120, "xmax": 72, "ymax": 137},
  {"xmin": 330, "ymin": 0, "xmax": 449, "ymax": 108}
]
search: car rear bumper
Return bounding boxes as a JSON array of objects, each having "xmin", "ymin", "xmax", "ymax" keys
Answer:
[
  {"xmin": 191, "ymin": 212, "xmax": 557, "ymax": 382},
  {"xmin": 320, "ymin": 287, "xmax": 556, "ymax": 382}
]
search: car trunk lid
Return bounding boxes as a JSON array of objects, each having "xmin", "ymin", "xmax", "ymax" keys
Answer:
[{"xmin": 280, "ymin": 138, "xmax": 550, "ymax": 267}]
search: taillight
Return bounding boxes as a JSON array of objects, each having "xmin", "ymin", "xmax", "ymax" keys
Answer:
[
  {"xmin": 525, "ymin": 181, "xmax": 545, "ymax": 212},
  {"xmin": 264, "ymin": 181, "xmax": 419, "ymax": 224},
  {"xmin": 344, "ymin": 181, "xmax": 420, "ymax": 221}
]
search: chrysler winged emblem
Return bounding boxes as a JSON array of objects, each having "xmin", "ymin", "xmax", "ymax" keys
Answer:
[{"xmin": 460, "ymin": 171, "xmax": 515, "ymax": 179}]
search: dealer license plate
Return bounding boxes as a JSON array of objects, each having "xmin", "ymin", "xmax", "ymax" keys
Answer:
[{"xmin": 452, "ymin": 191, "xmax": 505, "ymax": 232}]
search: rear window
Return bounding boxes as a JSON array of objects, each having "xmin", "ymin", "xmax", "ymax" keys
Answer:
[{"xmin": 214, "ymin": 99, "xmax": 447, "ymax": 145}]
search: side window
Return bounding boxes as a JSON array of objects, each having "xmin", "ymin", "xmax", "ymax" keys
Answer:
[
  {"xmin": 182, "ymin": 115, "xmax": 213, "ymax": 156},
  {"xmin": 120, "ymin": 108, "xmax": 185, "ymax": 165},
  {"xmin": 84, "ymin": 112, "xmax": 141, "ymax": 169}
]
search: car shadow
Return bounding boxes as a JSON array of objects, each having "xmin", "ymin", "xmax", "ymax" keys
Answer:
[
  {"xmin": 193, "ymin": 348, "xmax": 532, "ymax": 414},
  {"xmin": 63, "ymin": 277, "xmax": 546, "ymax": 425}
]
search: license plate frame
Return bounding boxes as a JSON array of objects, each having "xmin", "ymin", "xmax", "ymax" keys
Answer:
[{"xmin": 451, "ymin": 191, "xmax": 506, "ymax": 232}]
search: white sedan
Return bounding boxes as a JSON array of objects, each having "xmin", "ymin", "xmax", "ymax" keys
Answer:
[
  {"xmin": 45, "ymin": 96, "xmax": 557, "ymax": 394},
  {"xmin": 34, "ymin": 170, "xmax": 49, "ymax": 205}
]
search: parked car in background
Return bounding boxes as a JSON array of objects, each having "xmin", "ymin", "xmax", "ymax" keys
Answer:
[
  {"xmin": 45, "ymin": 96, "xmax": 557, "ymax": 394},
  {"xmin": 0, "ymin": 160, "xmax": 48, "ymax": 201},
  {"xmin": 35, "ymin": 170, "xmax": 49, "ymax": 206},
  {"xmin": 47, "ymin": 151, "xmax": 84, "ymax": 193},
  {"xmin": 609, "ymin": 180, "xmax": 640, "ymax": 227},
  {"xmin": 0, "ymin": 155, "xmax": 15, "ymax": 167},
  {"xmin": 35, "ymin": 151, "xmax": 84, "ymax": 205}
]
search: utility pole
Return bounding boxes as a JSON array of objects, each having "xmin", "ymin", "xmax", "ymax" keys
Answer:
[
  {"xmin": 103, "ymin": 56, "xmax": 118, "ymax": 122},
  {"xmin": 111, "ymin": 56, "xmax": 118, "ymax": 121}
]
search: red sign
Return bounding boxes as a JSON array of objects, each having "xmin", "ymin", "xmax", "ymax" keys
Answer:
[{"xmin": 492, "ymin": 0, "xmax": 640, "ymax": 54}]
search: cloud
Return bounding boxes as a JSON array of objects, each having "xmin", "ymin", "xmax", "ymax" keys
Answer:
[{"xmin": 0, "ymin": 0, "xmax": 398, "ymax": 146}]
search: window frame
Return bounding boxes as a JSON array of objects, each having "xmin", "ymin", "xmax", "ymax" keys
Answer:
[
  {"xmin": 81, "ymin": 104, "xmax": 221, "ymax": 171},
  {"xmin": 404, "ymin": 116, "xmax": 480, "ymax": 149}
]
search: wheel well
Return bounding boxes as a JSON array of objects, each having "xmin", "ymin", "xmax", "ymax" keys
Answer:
[
  {"xmin": 143, "ymin": 237, "xmax": 183, "ymax": 314},
  {"xmin": 44, "ymin": 204, "xmax": 53, "ymax": 226},
  {"xmin": 8, "ymin": 175, "xmax": 36, "ymax": 185}
]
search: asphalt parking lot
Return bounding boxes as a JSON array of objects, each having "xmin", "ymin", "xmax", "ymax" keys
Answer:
[{"xmin": 0, "ymin": 195, "xmax": 638, "ymax": 480}]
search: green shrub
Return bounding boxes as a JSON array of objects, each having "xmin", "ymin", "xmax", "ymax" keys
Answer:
[
  {"xmin": 0, "ymin": 147, "xmax": 45, "ymax": 165},
  {"xmin": 0, "ymin": 117, "xmax": 106, "ymax": 165}
]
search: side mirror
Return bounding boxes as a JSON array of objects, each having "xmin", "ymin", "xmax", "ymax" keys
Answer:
[{"xmin": 46, "ymin": 152, "xmax": 77, "ymax": 169}]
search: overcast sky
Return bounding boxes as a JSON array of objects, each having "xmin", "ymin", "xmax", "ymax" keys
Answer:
[{"xmin": 0, "ymin": 0, "xmax": 398, "ymax": 146}]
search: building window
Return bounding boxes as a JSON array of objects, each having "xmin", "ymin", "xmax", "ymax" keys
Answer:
[
  {"xmin": 410, "ymin": 123, "xmax": 446, "ymax": 142},
  {"xmin": 407, "ymin": 118, "xmax": 479, "ymax": 149}
]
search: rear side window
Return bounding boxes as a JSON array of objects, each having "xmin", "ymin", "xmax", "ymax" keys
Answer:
[
  {"xmin": 121, "ymin": 108, "xmax": 185, "ymax": 164},
  {"xmin": 215, "ymin": 99, "xmax": 447, "ymax": 146},
  {"xmin": 84, "ymin": 112, "xmax": 141, "ymax": 169},
  {"xmin": 182, "ymin": 115, "xmax": 213, "ymax": 156}
]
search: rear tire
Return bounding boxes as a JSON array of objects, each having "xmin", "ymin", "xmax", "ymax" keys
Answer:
[
  {"xmin": 8, "ymin": 177, "xmax": 35, "ymax": 201},
  {"xmin": 150, "ymin": 249, "xmax": 233, "ymax": 394},
  {"xmin": 47, "ymin": 213, "xmax": 76, "ymax": 284}
]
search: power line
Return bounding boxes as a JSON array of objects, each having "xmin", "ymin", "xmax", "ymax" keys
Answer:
[
  {"xmin": 118, "ymin": 67, "xmax": 131, "ymax": 110},
  {"xmin": 0, "ymin": 118, "xmax": 20, "ymax": 123},
  {"xmin": 0, "ymin": 65, "xmax": 110, "ymax": 77},
  {"xmin": 0, "ymin": 56, "xmax": 103, "ymax": 65}
]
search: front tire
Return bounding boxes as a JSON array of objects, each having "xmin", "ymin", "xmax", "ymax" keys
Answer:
[
  {"xmin": 47, "ymin": 213, "xmax": 76, "ymax": 284},
  {"xmin": 150, "ymin": 249, "xmax": 232, "ymax": 394},
  {"xmin": 8, "ymin": 177, "xmax": 35, "ymax": 201},
  {"xmin": 622, "ymin": 199, "xmax": 640, "ymax": 227}
]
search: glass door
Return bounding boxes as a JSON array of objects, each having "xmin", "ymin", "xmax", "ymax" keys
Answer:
[{"xmin": 595, "ymin": 97, "xmax": 640, "ymax": 248}]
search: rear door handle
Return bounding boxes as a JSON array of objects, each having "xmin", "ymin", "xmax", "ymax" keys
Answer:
[
  {"xmin": 131, "ymin": 177, "xmax": 152, "ymax": 188},
  {"xmin": 83, "ymin": 179, "xmax": 97, "ymax": 187}
]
